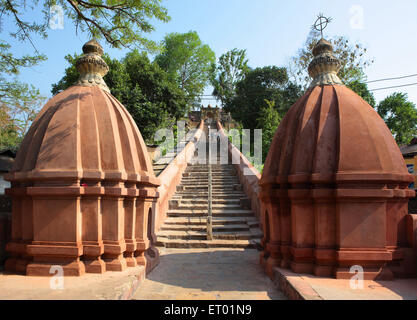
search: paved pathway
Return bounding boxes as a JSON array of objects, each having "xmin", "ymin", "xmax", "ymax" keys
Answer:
[{"xmin": 132, "ymin": 248, "xmax": 286, "ymax": 300}]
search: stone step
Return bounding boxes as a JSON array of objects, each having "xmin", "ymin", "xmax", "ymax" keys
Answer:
[
  {"xmin": 155, "ymin": 238, "xmax": 262, "ymax": 249},
  {"xmin": 157, "ymin": 150, "xmax": 263, "ymax": 250},
  {"xmin": 187, "ymin": 165, "xmax": 235, "ymax": 170},
  {"xmin": 180, "ymin": 182, "xmax": 239, "ymax": 186},
  {"xmin": 177, "ymin": 190, "xmax": 246, "ymax": 194},
  {"xmin": 183, "ymin": 171, "xmax": 236, "ymax": 175},
  {"xmin": 180, "ymin": 186, "xmax": 240, "ymax": 191},
  {"xmin": 180, "ymin": 180, "xmax": 239, "ymax": 184},
  {"xmin": 185, "ymin": 170, "xmax": 236, "ymax": 174},
  {"xmin": 171, "ymin": 204, "xmax": 242, "ymax": 210},
  {"xmin": 181, "ymin": 179, "xmax": 240, "ymax": 186},
  {"xmin": 177, "ymin": 199, "xmax": 241, "ymax": 205},
  {"xmin": 157, "ymin": 229, "xmax": 262, "ymax": 241},
  {"xmin": 163, "ymin": 217, "xmax": 259, "ymax": 226},
  {"xmin": 177, "ymin": 194, "xmax": 247, "ymax": 199},
  {"xmin": 160, "ymin": 224, "xmax": 251, "ymax": 232},
  {"xmin": 176, "ymin": 191, "xmax": 246, "ymax": 195},
  {"xmin": 167, "ymin": 209, "xmax": 255, "ymax": 218}
]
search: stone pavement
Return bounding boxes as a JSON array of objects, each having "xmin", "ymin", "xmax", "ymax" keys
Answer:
[
  {"xmin": 274, "ymin": 267, "xmax": 417, "ymax": 300},
  {"xmin": 0, "ymin": 265, "xmax": 146, "ymax": 300},
  {"xmin": 132, "ymin": 248, "xmax": 286, "ymax": 300}
]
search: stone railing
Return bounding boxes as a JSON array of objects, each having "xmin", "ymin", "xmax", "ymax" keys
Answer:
[
  {"xmin": 216, "ymin": 121, "xmax": 262, "ymax": 224},
  {"xmin": 155, "ymin": 120, "xmax": 205, "ymax": 231}
]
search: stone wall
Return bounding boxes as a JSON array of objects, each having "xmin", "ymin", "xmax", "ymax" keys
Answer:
[
  {"xmin": 155, "ymin": 120, "xmax": 204, "ymax": 231},
  {"xmin": 217, "ymin": 121, "xmax": 262, "ymax": 223}
]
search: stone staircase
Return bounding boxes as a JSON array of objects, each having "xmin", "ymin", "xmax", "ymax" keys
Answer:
[{"xmin": 156, "ymin": 155, "xmax": 263, "ymax": 249}]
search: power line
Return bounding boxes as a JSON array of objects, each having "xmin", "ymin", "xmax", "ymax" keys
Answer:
[
  {"xmin": 199, "ymin": 73, "xmax": 417, "ymax": 97},
  {"xmin": 366, "ymin": 74, "xmax": 417, "ymax": 84},
  {"xmin": 369, "ymin": 82, "xmax": 417, "ymax": 92}
]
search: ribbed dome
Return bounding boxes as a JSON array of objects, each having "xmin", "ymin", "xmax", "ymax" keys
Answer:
[
  {"xmin": 260, "ymin": 84, "xmax": 412, "ymax": 186},
  {"xmin": 8, "ymin": 85, "xmax": 157, "ymax": 185},
  {"xmin": 8, "ymin": 39, "xmax": 158, "ymax": 186},
  {"xmin": 258, "ymin": 36, "xmax": 414, "ymax": 280},
  {"xmin": 4, "ymin": 40, "xmax": 161, "ymax": 277}
]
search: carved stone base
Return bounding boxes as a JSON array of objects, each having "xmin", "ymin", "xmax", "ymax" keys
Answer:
[
  {"xmin": 335, "ymin": 266, "xmax": 393, "ymax": 281},
  {"xmin": 145, "ymin": 246, "xmax": 160, "ymax": 274},
  {"xmin": 265, "ymin": 256, "xmax": 281, "ymax": 279},
  {"xmin": 314, "ymin": 265, "xmax": 335, "ymax": 277},
  {"xmin": 26, "ymin": 260, "xmax": 85, "ymax": 277},
  {"xmin": 103, "ymin": 254, "xmax": 127, "ymax": 272},
  {"xmin": 291, "ymin": 261, "xmax": 314, "ymax": 274},
  {"xmin": 84, "ymin": 258, "xmax": 106, "ymax": 274}
]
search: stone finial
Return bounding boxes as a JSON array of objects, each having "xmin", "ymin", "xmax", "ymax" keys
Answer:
[
  {"xmin": 308, "ymin": 38, "xmax": 343, "ymax": 88},
  {"xmin": 75, "ymin": 39, "xmax": 110, "ymax": 92}
]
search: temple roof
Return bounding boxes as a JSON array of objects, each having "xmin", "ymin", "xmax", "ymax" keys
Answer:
[
  {"xmin": 260, "ymin": 38, "xmax": 412, "ymax": 186},
  {"xmin": 7, "ymin": 41, "xmax": 158, "ymax": 186}
]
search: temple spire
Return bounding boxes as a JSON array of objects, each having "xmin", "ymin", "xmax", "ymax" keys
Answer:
[
  {"xmin": 75, "ymin": 39, "xmax": 110, "ymax": 93},
  {"xmin": 308, "ymin": 15, "xmax": 343, "ymax": 88}
]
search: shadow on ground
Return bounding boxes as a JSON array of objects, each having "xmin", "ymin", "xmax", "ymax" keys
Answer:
[{"xmin": 134, "ymin": 248, "xmax": 285, "ymax": 300}]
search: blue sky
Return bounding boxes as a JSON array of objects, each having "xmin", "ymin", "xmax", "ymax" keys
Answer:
[{"xmin": 4, "ymin": 0, "xmax": 417, "ymax": 106}]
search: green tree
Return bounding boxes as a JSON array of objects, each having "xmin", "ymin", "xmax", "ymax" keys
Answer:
[
  {"xmin": 0, "ymin": 82, "xmax": 45, "ymax": 150},
  {"xmin": 2, "ymin": 0, "xmax": 170, "ymax": 50},
  {"xmin": 289, "ymin": 30, "xmax": 374, "ymax": 90},
  {"xmin": 347, "ymin": 80, "xmax": 376, "ymax": 107},
  {"xmin": 377, "ymin": 92, "xmax": 417, "ymax": 146},
  {"xmin": 210, "ymin": 48, "xmax": 249, "ymax": 107},
  {"xmin": 52, "ymin": 50, "xmax": 188, "ymax": 143},
  {"xmin": 256, "ymin": 99, "xmax": 281, "ymax": 162},
  {"xmin": 226, "ymin": 66, "xmax": 290, "ymax": 130},
  {"xmin": 275, "ymin": 82, "xmax": 303, "ymax": 116},
  {"xmin": 1, "ymin": 0, "xmax": 171, "ymax": 99},
  {"xmin": 1, "ymin": 0, "xmax": 170, "ymax": 148},
  {"xmin": 155, "ymin": 31, "xmax": 216, "ymax": 106}
]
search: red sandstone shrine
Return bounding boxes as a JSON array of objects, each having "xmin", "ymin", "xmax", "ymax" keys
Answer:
[{"xmin": 1, "ymin": 32, "xmax": 417, "ymax": 299}]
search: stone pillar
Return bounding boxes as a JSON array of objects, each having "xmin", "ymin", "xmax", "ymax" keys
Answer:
[
  {"xmin": 4, "ymin": 187, "xmax": 28, "ymax": 273},
  {"xmin": 102, "ymin": 181, "xmax": 127, "ymax": 272},
  {"xmin": 81, "ymin": 181, "xmax": 105, "ymax": 274},
  {"xmin": 278, "ymin": 188, "xmax": 291, "ymax": 269},
  {"xmin": 264, "ymin": 199, "xmax": 281, "ymax": 278},
  {"xmin": 258, "ymin": 202, "xmax": 270, "ymax": 267},
  {"xmin": 134, "ymin": 186, "xmax": 159, "ymax": 273},
  {"xmin": 334, "ymin": 184, "xmax": 393, "ymax": 280},
  {"xmin": 26, "ymin": 186, "xmax": 85, "ymax": 276},
  {"xmin": 289, "ymin": 188, "xmax": 315, "ymax": 274},
  {"xmin": 312, "ymin": 189, "xmax": 337, "ymax": 277},
  {"xmin": 124, "ymin": 183, "xmax": 137, "ymax": 268},
  {"xmin": 134, "ymin": 199, "xmax": 151, "ymax": 267}
]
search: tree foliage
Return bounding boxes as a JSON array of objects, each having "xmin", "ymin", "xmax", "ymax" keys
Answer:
[
  {"xmin": 289, "ymin": 30, "xmax": 374, "ymax": 89},
  {"xmin": 155, "ymin": 31, "xmax": 215, "ymax": 106},
  {"xmin": 377, "ymin": 92, "xmax": 417, "ymax": 146},
  {"xmin": 225, "ymin": 66, "xmax": 301, "ymax": 130},
  {"xmin": 1, "ymin": 0, "xmax": 170, "ymax": 50},
  {"xmin": 0, "ymin": 83, "xmax": 45, "ymax": 150},
  {"xmin": 210, "ymin": 48, "xmax": 249, "ymax": 107},
  {"xmin": 0, "ymin": 0, "xmax": 170, "ymax": 149},
  {"xmin": 256, "ymin": 99, "xmax": 281, "ymax": 162},
  {"xmin": 52, "ymin": 50, "xmax": 188, "ymax": 143},
  {"xmin": 347, "ymin": 80, "xmax": 376, "ymax": 107}
]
